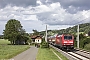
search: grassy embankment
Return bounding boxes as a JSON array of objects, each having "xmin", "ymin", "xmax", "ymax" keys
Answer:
[
  {"xmin": 36, "ymin": 47, "xmax": 68, "ymax": 60},
  {"xmin": 84, "ymin": 43, "xmax": 90, "ymax": 51},
  {"xmin": 0, "ymin": 39, "xmax": 10, "ymax": 45},
  {"xmin": 84, "ymin": 37, "xmax": 90, "ymax": 51},
  {"xmin": 0, "ymin": 39, "xmax": 30, "ymax": 59}
]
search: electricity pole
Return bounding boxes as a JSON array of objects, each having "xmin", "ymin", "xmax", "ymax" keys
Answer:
[
  {"xmin": 77, "ymin": 25, "xmax": 79, "ymax": 48},
  {"xmin": 45, "ymin": 25, "xmax": 47, "ymax": 42}
]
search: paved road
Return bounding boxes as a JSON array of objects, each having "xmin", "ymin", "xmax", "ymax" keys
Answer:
[{"xmin": 12, "ymin": 46, "xmax": 38, "ymax": 60}]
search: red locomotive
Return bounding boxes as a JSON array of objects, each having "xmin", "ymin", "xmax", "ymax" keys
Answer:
[{"xmin": 48, "ymin": 34, "xmax": 74, "ymax": 50}]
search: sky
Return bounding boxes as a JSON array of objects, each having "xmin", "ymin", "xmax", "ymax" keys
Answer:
[{"xmin": 0, "ymin": 0, "xmax": 90, "ymax": 34}]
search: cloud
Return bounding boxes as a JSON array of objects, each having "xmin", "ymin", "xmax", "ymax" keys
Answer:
[
  {"xmin": 40, "ymin": 0, "xmax": 90, "ymax": 13},
  {"xmin": 0, "ymin": 21, "xmax": 7, "ymax": 34},
  {"xmin": 20, "ymin": 20, "xmax": 44, "ymax": 33},
  {"xmin": 0, "ymin": 5, "xmax": 39, "ymax": 21},
  {"xmin": 0, "ymin": 0, "xmax": 36, "ymax": 8},
  {"xmin": 0, "ymin": 0, "xmax": 90, "ymax": 34},
  {"xmin": 36, "ymin": 2, "xmax": 90, "ymax": 25},
  {"xmin": 0, "ymin": 1, "xmax": 90, "ymax": 25}
]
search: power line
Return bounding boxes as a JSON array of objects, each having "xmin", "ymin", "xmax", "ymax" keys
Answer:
[
  {"xmin": 74, "ymin": 17, "xmax": 89, "ymax": 25},
  {"xmin": 74, "ymin": 12, "xmax": 89, "ymax": 25}
]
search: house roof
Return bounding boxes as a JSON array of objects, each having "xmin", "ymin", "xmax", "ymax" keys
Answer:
[
  {"xmin": 30, "ymin": 35, "xmax": 37, "ymax": 38},
  {"xmin": 31, "ymin": 35, "xmax": 42, "ymax": 39},
  {"xmin": 35, "ymin": 37, "xmax": 42, "ymax": 39}
]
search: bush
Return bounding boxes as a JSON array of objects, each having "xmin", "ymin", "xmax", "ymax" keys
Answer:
[
  {"xmin": 80, "ymin": 38, "xmax": 90, "ymax": 48},
  {"xmin": 41, "ymin": 41, "xmax": 49, "ymax": 48},
  {"xmin": 40, "ymin": 38, "xmax": 49, "ymax": 48},
  {"xmin": 84, "ymin": 43, "xmax": 90, "ymax": 51}
]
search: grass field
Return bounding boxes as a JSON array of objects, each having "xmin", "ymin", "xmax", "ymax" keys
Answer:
[
  {"xmin": 36, "ymin": 48, "xmax": 68, "ymax": 60},
  {"xmin": 0, "ymin": 39, "xmax": 10, "ymax": 45},
  {"xmin": 0, "ymin": 39, "xmax": 30, "ymax": 59},
  {"xmin": 36, "ymin": 48, "xmax": 59, "ymax": 60},
  {"xmin": 0, "ymin": 45, "xmax": 30, "ymax": 59}
]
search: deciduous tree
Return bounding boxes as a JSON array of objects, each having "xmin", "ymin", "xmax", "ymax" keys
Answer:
[{"xmin": 3, "ymin": 19, "xmax": 25, "ymax": 44}]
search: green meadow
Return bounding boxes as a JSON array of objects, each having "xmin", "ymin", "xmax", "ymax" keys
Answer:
[
  {"xmin": 36, "ymin": 48, "xmax": 68, "ymax": 60},
  {"xmin": 0, "ymin": 39, "xmax": 30, "ymax": 59},
  {"xmin": 0, "ymin": 39, "xmax": 10, "ymax": 45}
]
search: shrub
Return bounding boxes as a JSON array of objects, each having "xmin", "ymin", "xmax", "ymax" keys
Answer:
[
  {"xmin": 80, "ymin": 38, "xmax": 90, "ymax": 48},
  {"xmin": 41, "ymin": 41, "xmax": 49, "ymax": 48},
  {"xmin": 84, "ymin": 43, "xmax": 90, "ymax": 51}
]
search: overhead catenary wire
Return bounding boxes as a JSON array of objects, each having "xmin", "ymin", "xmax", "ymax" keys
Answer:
[{"xmin": 71, "ymin": 11, "xmax": 89, "ymax": 25}]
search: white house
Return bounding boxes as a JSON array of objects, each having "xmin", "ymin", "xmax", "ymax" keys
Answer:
[
  {"xmin": 31, "ymin": 35, "xmax": 42, "ymax": 44},
  {"xmin": 35, "ymin": 37, "xmax": 42, "ymax": 43}
]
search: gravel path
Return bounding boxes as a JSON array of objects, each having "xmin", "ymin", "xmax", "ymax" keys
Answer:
[{"xmin": 12, "ymin": 46, "xmax": 38, "ymax": 60}]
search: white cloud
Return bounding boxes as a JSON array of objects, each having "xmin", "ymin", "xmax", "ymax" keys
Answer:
[
  {"xmin": 0, "ymin": 1, "xmax": 90, "ymax": 34},
  {"xmin": 37, "ymin": 0, "xmax": 43, "ymax": 5},
  {"xmin": 36, "ymin": 2, "xmax": 90, "ymax": 25},
  {"xmin": 23, "ymin": 15, "xmax": 38, "ymax": 21}
]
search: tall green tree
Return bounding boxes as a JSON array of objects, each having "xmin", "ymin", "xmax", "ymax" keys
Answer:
[
  {"xmin": 32, "ymin": 29, "xmax": 39, "ymax": 35},
  {"xmin": 3, "ymin": 19, "xmax": 24, "ymax": 44}
]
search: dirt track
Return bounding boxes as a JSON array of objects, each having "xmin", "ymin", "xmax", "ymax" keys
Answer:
[{"xmin": 12, "ymin": 46, "xmax": 38, "ymax": 60}]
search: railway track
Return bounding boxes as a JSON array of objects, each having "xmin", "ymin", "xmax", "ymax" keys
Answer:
[
  {"xmin": 50, "ymin": 45, "xmax": 90, "ymax": 60},
  {"xmin": 73, "ymin": 48, "xmax": 90, "ymax": 59},
  {"xmin": 75, "ymin": 48, "xmax": 90, "ymax": 54},
  {"xmin": 67, "ymin": 52, "xmax": 90, "ymax": 60}
]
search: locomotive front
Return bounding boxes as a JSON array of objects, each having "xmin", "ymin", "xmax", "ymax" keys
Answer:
[{"xmin": 62, "ymin": 34, "xmax": 74, "ymax": 50}]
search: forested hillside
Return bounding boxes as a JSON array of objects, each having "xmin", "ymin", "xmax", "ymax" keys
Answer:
[{"xmin": 39, "ymin": 23, "xmax": 90, "ymax": 36}]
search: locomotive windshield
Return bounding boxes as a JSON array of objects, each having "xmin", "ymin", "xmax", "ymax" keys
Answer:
[{"xmin": 64, "ymin": 36, "xmax": 72, "ymax": 40}]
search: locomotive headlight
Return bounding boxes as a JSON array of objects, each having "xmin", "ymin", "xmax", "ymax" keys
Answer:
[
  {"xmin": 64, "ymin": 41, "xmax": 67, "ymax": 43},
  {"xmin": 69, "ymin": 42, "xmax": 73, "ymax": 43}
]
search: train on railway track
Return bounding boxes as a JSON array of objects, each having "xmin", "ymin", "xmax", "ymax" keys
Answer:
[{"xmin": 48, "ymin": 34, "xmax": 74, "ymax": 50}]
